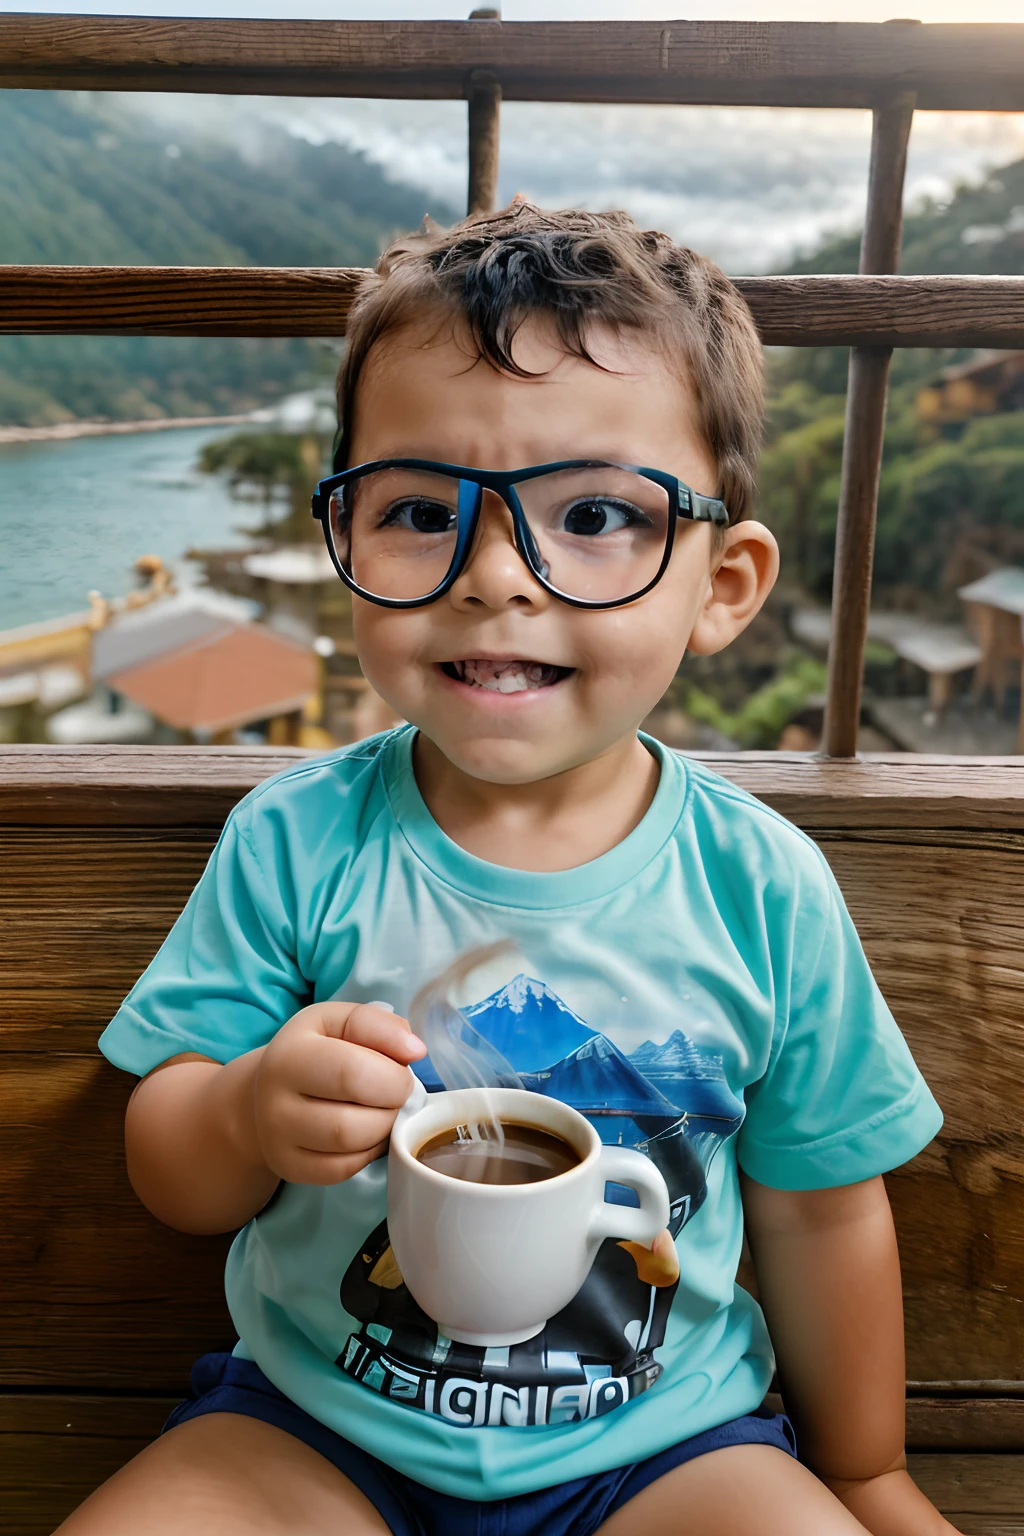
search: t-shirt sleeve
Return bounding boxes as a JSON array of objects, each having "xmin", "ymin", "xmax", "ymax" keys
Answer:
[
  {"xmin": 737, "ymin": 852, "xmax": 943, "ymax": 1191},
  {"xmin": 99, "ymin": 802, "xmax": 309, "ymax": 1076}
]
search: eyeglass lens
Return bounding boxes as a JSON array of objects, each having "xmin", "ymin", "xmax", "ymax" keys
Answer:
[{"xmin": 328, "ymin": 465, "xmax": 671, "ymax": 603}]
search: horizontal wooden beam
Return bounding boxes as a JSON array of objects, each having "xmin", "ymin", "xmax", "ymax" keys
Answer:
[
  {"xmin": 0, "ymin": 266, "xmax": 362, "ymax": 340},
  {"xmin": 2, "ymin": 17, "xmax": 1024, "ymax": 109},
  {"xmin": 907, "ymin": 1397, "xmax": 1024, "ymax": 1454},
  {"xmin": 2, "ymin": 268, "xmax": 1023, "ymax": 350},
  {"xmin": 4, "ymin": 746, "xmax": 1024, "ymax": 831}
]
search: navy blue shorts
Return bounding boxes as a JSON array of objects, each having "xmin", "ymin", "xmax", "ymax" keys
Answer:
[{"xmin": 165, "ymin": 1352, "xmax": 796, "ymax": 1536}]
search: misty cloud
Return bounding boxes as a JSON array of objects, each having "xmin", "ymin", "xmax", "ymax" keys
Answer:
[{"xmin": 124, "ymin": 92, "xmax": 1024, "ymax": 273}]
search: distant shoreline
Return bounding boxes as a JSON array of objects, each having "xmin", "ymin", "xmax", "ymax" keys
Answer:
[{"xmin": 0, "ymin": 412, "xmax": 254, "ymax": 446}]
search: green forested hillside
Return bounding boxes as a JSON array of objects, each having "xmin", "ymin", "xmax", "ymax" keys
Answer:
[
  {"xmin": 0, "ymin": 91, "xmax": 454, "ymax": 424},
  {"xmin": 786, "ymin": 155, "xmax": 1024, "ymax": 278},
  {"xmin": 762, "ymin": 156, "xmax": 1024, "ymax": 606}
]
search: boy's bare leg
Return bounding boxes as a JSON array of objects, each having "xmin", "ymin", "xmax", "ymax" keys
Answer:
[
  {"xmin": 53, "ymin": 1413, "xmax": 393, "ymax": 1536},
  {"xmin": 597, "ymin": 1444, "xmax": 871, "ymax": 1536}
]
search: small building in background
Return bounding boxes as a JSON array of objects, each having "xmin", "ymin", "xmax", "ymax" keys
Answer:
[
  {"xmin": 0, "ymin": 554, "xmax": 177, "ymax": 743},
  {"xmin": 0, "ymin": 610, "xmax": 93, "ymax": 742},
  {"xmin": 917, "ymin": 350, "xmax": 1024, "ymax": 428},
  {"xmin": 47, "ymin": 589, "xmax": 319, "ymax": 745},
  {"xmin": 957, "ymin": 567, "xmax": 1024, "ymax": 749}
]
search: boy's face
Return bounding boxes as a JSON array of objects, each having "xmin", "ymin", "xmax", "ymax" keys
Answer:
[{"xmin": 347, "ymin": 316, "xmax": 777, "ymax": 786}]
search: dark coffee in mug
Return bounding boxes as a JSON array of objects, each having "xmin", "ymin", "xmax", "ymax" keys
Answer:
[{"xmin": 415, "ymin": 1121, "xmax": 580, "ymax": 1186}]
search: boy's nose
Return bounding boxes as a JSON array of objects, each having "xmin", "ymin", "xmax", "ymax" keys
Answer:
[{"xmin": 448, "ymin": 492, "xmax": 548, "ymax": 611}]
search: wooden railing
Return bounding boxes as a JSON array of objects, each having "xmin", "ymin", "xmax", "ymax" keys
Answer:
[
  {"xmin": 3, "ymin": 13, "xmax": 1024, "ymax": 754},
  {"xmin": 2, "ymin": 16, "xmax": 1024, "ymax": 109}
]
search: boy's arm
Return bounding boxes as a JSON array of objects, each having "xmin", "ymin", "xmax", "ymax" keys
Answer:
[
  {"xmin": 125, "ymin": 1002, "xmax": 426, "ymax": 1235},
  {"xmin": 742, "ymin": 1173, "xmax": 960, "ymax": 1536},
  {"xmin": 125, "ymin": 1050, "xmax": 277, "ymax": 1234}
]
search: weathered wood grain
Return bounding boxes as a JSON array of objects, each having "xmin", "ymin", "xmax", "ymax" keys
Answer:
[
  {"xmin": 736, "ymin": 275, "xmax": 1024, "ymax": 351},
  {"xmin": 4, "ymin": 746, "xmax": 1024, "ymax": 830},
  {"xmin": 2, "ymin": 18, "xmax": 1024, "ymax": 109},
  {"xmin": 947, "ymin": 1523, "xmax": 1024, "ymax": 1535},
  {"xmin": 0, "ymin": 1395, "xmax": 174, "ymax": 1536},
  {"xmin": 909, "ymin": 1455, "xmax": 1024, "ymax": 1515},
  {"xmin": 1, "ymin": 268, "xmax": 1023, "ymax": 349},
  {"xmin": 907, "ymin": 1399, "xmax": 1024, "ymax": 1454},
  {"xmin": 1, "ymin": 1055, "xmax": 234, "ymax": 1387},
  {"xmin": 0, "ymin": 265, "xmax": 361, "ymax": 339},
  {"xmin": 0, "ymin": 831, "xmax": 214, "ymax": 1051}
]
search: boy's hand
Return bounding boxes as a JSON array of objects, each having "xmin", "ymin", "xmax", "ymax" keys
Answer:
[{"xmin": 252, "ymin": 1002, "xmax": 427, "ymax": 1186}]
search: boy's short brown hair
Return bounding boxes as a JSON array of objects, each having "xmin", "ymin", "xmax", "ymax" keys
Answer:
[{"xmin": 336, "ymin": 200, "xmax": 763, "ymax": 524}]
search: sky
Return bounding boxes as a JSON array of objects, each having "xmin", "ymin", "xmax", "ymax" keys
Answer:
[{"xmin": 12, "ymin": 1, "xmax": 1024, "ymax": 269}]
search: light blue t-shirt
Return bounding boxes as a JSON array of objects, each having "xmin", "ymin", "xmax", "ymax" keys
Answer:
[{"xmin": 100, "ymin": 727, "xmax": 941, "ymax": 1499}]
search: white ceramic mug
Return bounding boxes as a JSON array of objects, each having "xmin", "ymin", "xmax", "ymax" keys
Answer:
[{"xmin": 387, "ymin": 1079, "xmax": 671, "ymax": 1347}]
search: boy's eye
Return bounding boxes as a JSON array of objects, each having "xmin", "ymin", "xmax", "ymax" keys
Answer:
[
  {"xmin": 380, "ymin": 497, "xmax": 457, "ymax": 535},
  {"xmin": 557, "ymin": 497, "xmax": 650, "ymax": 536}
]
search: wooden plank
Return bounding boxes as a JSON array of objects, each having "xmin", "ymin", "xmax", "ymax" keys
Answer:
[
  {"xmin": 0, "ymin": 1055, "xmax": 234, "ymax": 1388},
  {"xmin": 0, "ymin": 1394, "xmax": 174, "ymax": 1536},
  {"xmin": 821, "ymin": 832, "xmax": 1024, "ymax": 1385},
  {"xmin": 907, "ymin": 1398, "xmax": 1024, "ymax": 1454},
  {"xmin": 1, "ymin": 268, "xmax": 1022, "ymax": 348},
  {"xmin": 944, "ymin": 1523, "xmax": 1024, "ymax": 1536},
  {"xmin": 909, "ymin": 1455, "xmax": 1024, "ymax": 1516},
  {"xmin": 4, "ymin": 747, "xmax": 1024, "ymax": 831},
  {"xmin": 0, "ymin": 1393, "xmax": 175, "ymax": 1435},
  {"xmin": 0, "ymin": 265, "xmax": 362, "ymax": 339},
  {"xmin": 0, "ymin": 830, "xmax": 215, "ymax": 1051},
  {"xmin": 0, "ymin": 745, "xmax": 309, "ymax": 827},
  {"xmin": 824, "ymin": 95, "xmax": 914, "ymax": 757},
  {"xmin": 1, "ymin": 17, "xmax": 1024, "ymax": 109}
]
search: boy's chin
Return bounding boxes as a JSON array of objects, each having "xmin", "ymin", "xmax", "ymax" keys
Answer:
[
  {"xmin": 417, "ymin": 718, "xmax": 644, "ymax": 788},
  {"xmin": 418, "ymin": 727, "xmax": 591, "ymax": 787}
]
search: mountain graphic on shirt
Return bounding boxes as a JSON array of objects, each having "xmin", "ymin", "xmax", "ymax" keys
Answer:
[
  {"xmin": 629, "ymin": 1029, "xmax": 725, "ymax": 1082},
  {"xmin": 627, "ymin": 1032, "xmax": 741, "ymax": 1122},
  {"xmin": 521, "ymin": 1034, "xmax": 679, "ymax": 1117},
  {"xmin": 461, "ymin": 974, "xmax": 596, "ymax": 1070},
  {"xmin": 415, "ymin": 974, "xmax": 741, "ymax": 1127}
]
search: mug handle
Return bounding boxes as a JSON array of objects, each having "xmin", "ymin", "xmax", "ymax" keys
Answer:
[{"xmin": 590, "ymin": 1146, "xmax": 671, "ymax": 1246}]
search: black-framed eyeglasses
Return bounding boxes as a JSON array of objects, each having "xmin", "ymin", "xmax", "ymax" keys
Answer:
[{"xmin": 311, "ymin": 458, "xmax": 729, "ymax": 611}]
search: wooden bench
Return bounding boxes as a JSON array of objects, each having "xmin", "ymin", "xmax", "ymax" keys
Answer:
[{"xmin": 3, "ymin": 746, "xmax": 1024, "ymax": 1534}]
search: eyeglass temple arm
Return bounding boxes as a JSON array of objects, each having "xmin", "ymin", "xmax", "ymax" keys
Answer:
[{"xmin": 678, "ymin": 485, "xmax": 730, "ymax": 527}]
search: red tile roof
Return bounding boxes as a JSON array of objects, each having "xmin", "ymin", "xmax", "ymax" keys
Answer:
[{"xmin": 107, "ymin": 623, "xmax": 317, "ymax": 734}]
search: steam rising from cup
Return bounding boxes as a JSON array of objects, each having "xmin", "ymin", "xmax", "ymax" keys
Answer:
[{"xmin": 407, "ymin": 941, "xmax": 525, "ymax": 1152}]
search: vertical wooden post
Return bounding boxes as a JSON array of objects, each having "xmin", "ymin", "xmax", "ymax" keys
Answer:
[
  {"xmin": 466, "ymin": 8, "xmax": 502, "ymax": 216},
  {"xmin": 822, "ymin": 91, "xmax": 916, "ymax": 757}
]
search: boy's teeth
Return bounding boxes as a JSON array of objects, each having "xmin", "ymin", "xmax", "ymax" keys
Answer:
[{"xmin": 459, "ymin": 659, "xmax": 555, "ymax": 692}]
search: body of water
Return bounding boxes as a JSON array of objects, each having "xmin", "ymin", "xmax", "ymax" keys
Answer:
[{"xmin": 0, "ymin": 426, "xmax": 254, "ymax": 631}]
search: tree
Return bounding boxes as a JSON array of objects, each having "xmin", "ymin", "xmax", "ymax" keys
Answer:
[{"xmin": 198, "ymin": 430, "xmax": 327, "ymax": 544}]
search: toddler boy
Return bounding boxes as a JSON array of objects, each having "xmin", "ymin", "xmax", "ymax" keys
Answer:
[{"xmin": 63, "ymin": 203, "xmax": 953, "ymax": 1536}]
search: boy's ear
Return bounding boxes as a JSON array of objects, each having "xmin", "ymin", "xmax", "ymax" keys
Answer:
[{"xmin": 686, "ymin": 521, "xmax": 780, "ymax": 657}]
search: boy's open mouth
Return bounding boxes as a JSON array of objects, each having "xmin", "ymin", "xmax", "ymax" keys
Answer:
[{"xmin": 440, "ymin": 659, "xmax": 573, "ymax": 693}]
